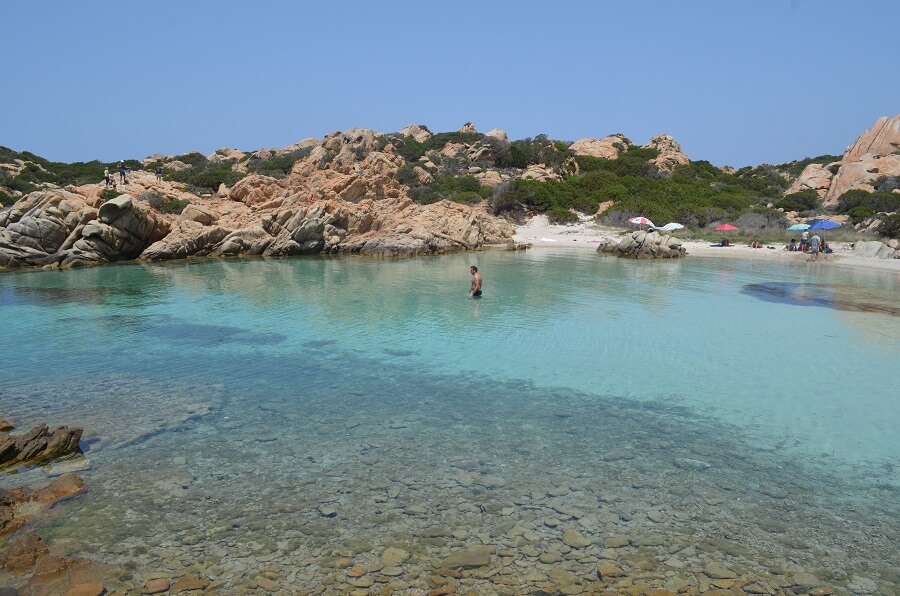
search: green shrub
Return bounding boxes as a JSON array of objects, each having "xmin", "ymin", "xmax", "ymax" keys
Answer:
[
  {"xmin": 172, "ymin": 152, "xmax": 209, "ymax": 168},
  {"xmin": 548, "ymin": 205, "xmax": 578, "ymax": 224},
  {"xmin": 509, "ymin": 144, "xmax": 528, "ymax": 168},
  {"xmin": 100, "ymin": 189, "xmax": 120, "ymax": 202},
  {"xmin": 836, "ymin": 188, "xmax": 900, "ymax": 214},
  {"xmin": 457, "ymin": 175, "xmax": 481, "ymax": 193},
  {"xmin": 509, "ymin": 135, "xmax": 572, "ymax": 169},
  {"xmin": 0, "ymin": 190, "xmax": 14, "ymax": 206},
  {"xmin": 847, "ymin": 205, "xmax": 875, "ymax": 224},
  {"xmin": 877, "ymin": 213, "xmax": 900, "ymax": 239},
  {"xmin": 141, "ymin": 191, "xmax": 190, "ymax": 214},
  {"xmin": 778, "ymin": 155, "xmax": 842, "ymax": 178},
  {"xmin": 396, "ymin": 163, "xmax": 419, "ymax": 186},
  {"xmin": 166, "ymin": 160, "xmax": 243, "ymax": 194},
  {"xmin": 245, "ymin": 147, "xmax": 312, "ymax": 178},
  {"xmin": 776, "ymin": 189, "xmax": 819, "ymax": 212},
  {"xmin": 451, "ymin": 191, "xmax": 482, "ymax": 204},
  {"xmin": 396, "ymin": 137, "xmax": 426, "ymax": 161}
]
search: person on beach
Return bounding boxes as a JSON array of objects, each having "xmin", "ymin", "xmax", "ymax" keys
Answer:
[
  {"xmin": 786, "ymin": 239, "xmax": 797, "ymax": 251},
  {"xmin": 809, "ymin": 234, "xmax": 821, "ymax": 261},
  {"xmin": 468, "ymin": 265, "xmax": 483, "ymax": 298},
  {"xmin": 801, "ymin": 229, "xmax": 810, "ymax": 251}
]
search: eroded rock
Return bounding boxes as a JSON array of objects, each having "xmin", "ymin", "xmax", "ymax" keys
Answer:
[{"xmin": 0, "ymin": 424, "xmax": 83, "ymax": 470}]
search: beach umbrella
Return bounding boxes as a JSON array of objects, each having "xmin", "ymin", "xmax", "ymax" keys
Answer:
[
  {"xmin": 714, "ymin": 223, "xmax": 738, "ymax": 246},
  {"xmin": 787, "ymin": 223, "xmax": 810, "ymax": 231},
  {"xmin": 658, "ymin": 222, "xmax": 684, "ymax": 232},
  {"xmin": 628, "ymin": 216, "xmax": 655, "ymax": 230},
  {"xmin": 807, "ymin": 219, "xmax": 841, "ymax": 253},
  {"xmin": 808, "ymin": 219, "xmax": 841, "ymax": 230}
]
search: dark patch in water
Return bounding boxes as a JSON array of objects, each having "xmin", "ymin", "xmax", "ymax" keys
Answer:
[
  {"xmin": 0, "ymin": 284, "xmax": 149, "ymax": 308},
  {"xmin": 383, "ymin": 348, "xmax": 417, "ymax": 357},
  {"xmin": 144, "ymin": 322, "xmax": 286, "ymax": 346},
  {"xmin": 305, "ymin": 339, "xmax": 337, "ymax": 350},
  {"xmin": 743, "ymin": 282, "xmax": 900, "ymax": 316}
]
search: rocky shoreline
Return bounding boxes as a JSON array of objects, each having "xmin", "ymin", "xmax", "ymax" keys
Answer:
[
  {"xmin": 2, "ymin": 382, "xmax": 896, "ymax": 595},
  {"xmin": 3, "ymin": 116, "xmax": 898, "ymax": 274}
]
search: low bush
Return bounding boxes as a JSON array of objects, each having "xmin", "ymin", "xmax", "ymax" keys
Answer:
[
  {"xmin": 140, "ymin": 191, "xmax": 190, "ymax": 214},
  {"xmin": 245, "ymin": 147, "xmax": 312, "ymax": 178},
  {"xmin": 166, "ymin": 160, "xmax": 243, "ymax": 194},
  {"xmin": 509, "ymin": 135, "xmax": 572, "ymax": 170},
  {"xmin": 878, "ymin": 213, "xmax": 900, "ymax": 239},
  {"xmin": 847, "ymin": 205, "xmax": 875, "ymax": 224},
  {"xmin": 548, "ymin": 205, "xmax": 578, "ymax": 224},
  {"xmin": 778, "ymin": 154, "xmax": 842, "ymax": 178},
  {"xmin": 100, "ymin": 189, "xmax": 120, "ymax": 202},
  {"xmin": 836, "ymin": 188, "xmax": 900, "ymax": 214},
  {"xmin": 452, "ymin": 191, "xmax": 483, "ymax": 204},
  {"xmin": 394, "ymin": 131, "xmax": 486, "ymax": 163},
  {"xmin": 775, "ymin": 189, "xmax": 819, "ymax": 212}
]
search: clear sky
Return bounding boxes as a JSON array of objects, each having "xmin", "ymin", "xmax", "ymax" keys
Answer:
[{"xmin": 2, "ymin": 0, "xmax": 897, "ymax": 167}]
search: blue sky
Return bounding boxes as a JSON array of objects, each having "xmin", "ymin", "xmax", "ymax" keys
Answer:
[{"xmin": 2, "ymin": 1, "xmax": 897, "ymax": 167}]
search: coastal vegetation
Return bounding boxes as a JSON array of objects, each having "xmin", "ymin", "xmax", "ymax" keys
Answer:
[
  {"xmin": 139, "ymin": 191, "xmax": 190, "ymax": 215},
  {"xmin": 243, "ymin": 147, "xmax": 314, "ymax": 178},
  {"xmin": 162, "ymin": 153, "xmax": 244, "ymax": 194},
  {"xmin": 0, "ymin": 146, "xmax": 140, "ymax": 196},
  {"xmin": 2, "ymin": 130, "xmax": 898, "ymax": 241},
  {"xmin": 485, "ymin": 143, "xmax": 788, "ymax": 228}
]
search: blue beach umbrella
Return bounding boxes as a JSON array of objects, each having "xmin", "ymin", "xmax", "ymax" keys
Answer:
[
  {"xmin": 808, "ymin": 219, "xmax": 841, "ymax": 230},
  {"xmin": 787, "ymin": 223, "xmax": 810, "ymax": 231},
  {"xmin": 807, "ymin": 219, "xmax": 841, "ymax": 252}
]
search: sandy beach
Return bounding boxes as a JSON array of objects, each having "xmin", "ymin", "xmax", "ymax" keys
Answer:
[{"xmin": 513, "ymin": 215, "xmax": 900, "ymax": 273}]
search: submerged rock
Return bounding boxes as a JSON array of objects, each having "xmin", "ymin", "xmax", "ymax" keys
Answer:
[
  {"xmin": 0, "ymin": 473, "xmax": 84, "ymax": 536},
  {"xmin": 439, "ymin": 546, "xmax": 493, "ymax": 568}
]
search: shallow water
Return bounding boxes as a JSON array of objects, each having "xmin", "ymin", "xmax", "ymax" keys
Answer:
[{"xmin": 1, "ymin": 250, "xmax": 898, "ymax": 593}]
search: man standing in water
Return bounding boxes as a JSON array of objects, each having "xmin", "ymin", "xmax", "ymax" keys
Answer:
[{"xmin": 469, "ymin": 265, "xmax": 483, "ymax": 298}]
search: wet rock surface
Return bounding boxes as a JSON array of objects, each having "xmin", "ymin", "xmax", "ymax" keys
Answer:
[{"xmin": 0, "ymin": 424, "xmax": 82, "ymax": 471}]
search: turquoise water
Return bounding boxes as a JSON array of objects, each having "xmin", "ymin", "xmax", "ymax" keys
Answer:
[{"xmin": 1, "ymin": 250, "xmax": 898, "ymax": 593}]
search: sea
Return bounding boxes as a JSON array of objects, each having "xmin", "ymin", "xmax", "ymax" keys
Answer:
[{"xmin": 1, "ymin": 249, "xmax": 898, "ymax": 594}]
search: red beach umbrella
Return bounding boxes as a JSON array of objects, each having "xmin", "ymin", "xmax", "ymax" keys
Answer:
[
  {"xmin": 714, "ymin": 223, "xmax": 738, "ymax": 246},
  {"xmin": 628, "ymin": 216, "xmax": 655, "ymax": 230}
]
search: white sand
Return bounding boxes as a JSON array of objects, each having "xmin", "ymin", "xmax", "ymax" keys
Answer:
[{"xmin": 513, "ymin": 215, "xmax": 900, "ymax": 273}]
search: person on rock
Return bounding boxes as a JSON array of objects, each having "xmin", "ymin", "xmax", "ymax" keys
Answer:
[
  {"xmin": 468, "ymin": 265, "xmax": 483, "ymax": 299},
  {"xmin": 155, "ymin": 164, "xmax": 163, "ymax": 182}
]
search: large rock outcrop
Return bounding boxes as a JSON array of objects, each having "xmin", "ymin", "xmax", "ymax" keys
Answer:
[
  {"xmin": 0, "ymin": 190, "xmax": 169, "ymax": 269},
  {"xmin": 569, "ymin": 135, "xmax": 629, "ymax": 160},
  {"xmin": 597, "ymin": 230, "xmax": 686, "ymax": 259},
  {"xmin": 1, "ymin": 127, "xmax": 517, "ymax": 269},
  {"xmin": 785, "ymin": 163, "xmax": 836, "ymax": 197},
  {"xmin": 850, "ymin": 240, "xmax": 898, "ymax": 259},
  {"xmin": 821, "ymin": 115, "xmax": 900, "ymax": 206},
  {"xmin": 642, "ymin": 134, "xmax": 690, "ymax": 175}
]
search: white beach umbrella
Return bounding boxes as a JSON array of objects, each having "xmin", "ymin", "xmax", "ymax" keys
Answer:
[{"xmin": 658, "ymin": 222, "xmax": 684, "ymax": 232}]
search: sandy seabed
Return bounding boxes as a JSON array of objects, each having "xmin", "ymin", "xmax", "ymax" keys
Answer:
[{"xmin": 512, "ymin": 215, "xmax": 900, "ymax": 273}]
